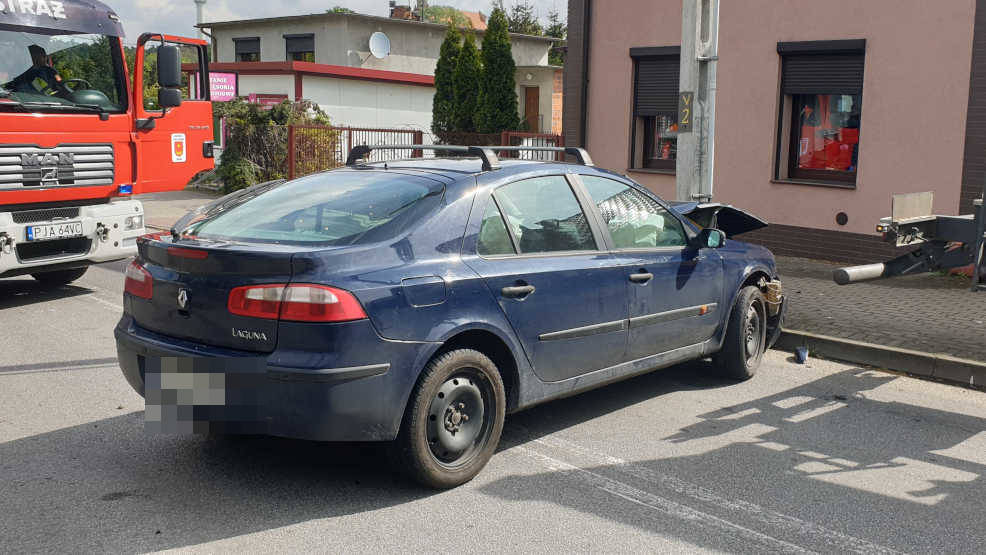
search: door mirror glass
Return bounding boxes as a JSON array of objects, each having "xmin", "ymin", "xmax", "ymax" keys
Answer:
[
  {"xmin": 695, "ymin": 228, "xmax": 725, "ymax": 249},
  {"xmin": 157, "ymin": 45, "xmax": 183, "ymax": 89},
  {"xmin": 158, "ymin": 87, "xmax": 182, "ymax": 108}
]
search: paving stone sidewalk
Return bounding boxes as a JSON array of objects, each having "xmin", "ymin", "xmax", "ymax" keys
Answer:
[
  {"xmin": 778, "ymin": 257, "xmax": 986, "ymax": 363},
  {"xmin": 137, "ymin": 190, "xmax": 986, "ymax": 363}
]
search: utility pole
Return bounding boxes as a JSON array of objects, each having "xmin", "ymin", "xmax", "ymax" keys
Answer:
[{"xmin": 676, "ymin": 0, "xmax": 719, "ymax": 202}]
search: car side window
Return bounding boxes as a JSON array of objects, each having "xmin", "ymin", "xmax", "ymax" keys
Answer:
[
  {"xmin": 493, "ymin": 175, "xmax": 597, "ymax": 254},
  {"xmin": 477, "ymin": 200, "xmax": 516, "ymax": 256},
  {"xmin": 581, "ymin": 175, "xmax": 688, "ymax": 249}
]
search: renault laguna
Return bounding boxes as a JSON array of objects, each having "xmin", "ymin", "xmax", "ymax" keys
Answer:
[{"xmin": 115, "ymin": 146, "xmax": 785, "ymax": 489}]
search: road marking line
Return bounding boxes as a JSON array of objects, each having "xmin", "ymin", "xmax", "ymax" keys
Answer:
[
  {"xmin": 784, "ymin": 402, "xmax": 847, "ymax": 423},
  {"xmin": 516, "ymin": 445, "xmax": 813, "ymax": 554},
  {"xmin": 509, "ymin": 427, "xmax": 900, "ymax": 555}
]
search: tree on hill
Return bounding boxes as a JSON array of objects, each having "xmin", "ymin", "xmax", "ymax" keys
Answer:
[
  {"xmin": 452, "ymin": 31, "xmax": 482, "ymax": 132},
  {"xmin": 431, "ymin": 23, "xmax": 461, "ymax": 135},
  {"xmin": 477, "ymin": 7, "xmax": 519, "ymax": 133},
  {"xmin": 328, "ymin": 6, "xmax": 355, "ymax": 14}
]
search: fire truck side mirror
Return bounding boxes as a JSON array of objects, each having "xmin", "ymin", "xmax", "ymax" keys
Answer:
[
  {"xmin": 157, "ymin": 45, "xmax": 182, "ymax": 89},
  {"xmin": 158, "ymin": 88, "xmax": 182, "ymax": 109}
]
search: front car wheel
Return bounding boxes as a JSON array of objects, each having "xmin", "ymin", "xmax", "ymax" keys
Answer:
[{"xmin": 713, "ymin": 286, "xmax": 768, "ymax": 380}]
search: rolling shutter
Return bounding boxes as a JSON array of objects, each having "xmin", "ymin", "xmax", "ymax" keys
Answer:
[
  {"xmin": 631, "ymin": 46, "xmax": 680, "ymax": 116},
  {"xmin": 233, "ymin": 37, "xmax": 259, "ymax": 56},
  {"xmin": 285, "ymin": 34, "xmax": 315, "ymax": 53},
  {"xmin": 779, "ymin": 40, "xmax": 866, "ymax": 95}
]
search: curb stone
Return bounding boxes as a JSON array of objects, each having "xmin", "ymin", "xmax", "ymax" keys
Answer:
[{"xmin": 776, "ymin": 329, "xmax": 986, "ymax": 389}]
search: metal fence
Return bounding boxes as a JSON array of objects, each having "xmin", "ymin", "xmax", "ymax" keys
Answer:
[
  {"xmin": 225, "ymin": 122, "xmax": 567, "ymax": 182},
  {"xmin": 288, "ymin": 126, "xmax": 423, "ymax": 179}
]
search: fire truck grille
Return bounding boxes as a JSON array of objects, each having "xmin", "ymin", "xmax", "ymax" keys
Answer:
[
  {"xmin": 11, "ymin": 208, "xmax": 82, "ymax": 224},
  {"xmin": 0, "ymin": 144, "xmax": 114, "ymax": 190}
]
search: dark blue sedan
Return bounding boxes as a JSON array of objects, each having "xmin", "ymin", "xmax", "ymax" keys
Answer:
[{"xmin": 115, "ymin": 146, "xmax": 785, "ymax": 488}]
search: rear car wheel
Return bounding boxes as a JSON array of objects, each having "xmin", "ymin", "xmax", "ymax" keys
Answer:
[
  {"xmin": 714, "ymin": 286, "xmax": 767, "ymax": 380},
  {"xmin": 31, "ymin": 267, "xmax": 88, "ymax": 287},
  {"xmin": 394, "ymin": 349, "xmax": 505, "ymax": 489}
]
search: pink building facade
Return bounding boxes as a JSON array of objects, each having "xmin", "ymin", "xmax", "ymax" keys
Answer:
[{"xmin": 564, "ymin": 0, "xmax": 986, "ymax": 263}]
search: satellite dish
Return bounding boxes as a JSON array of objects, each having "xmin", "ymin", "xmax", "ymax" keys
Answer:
[{"xmin": 369, "ymin": 31, "xmax": 391, "ymax": 59}]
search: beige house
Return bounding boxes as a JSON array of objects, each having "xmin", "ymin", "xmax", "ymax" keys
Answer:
[
  {"xmin": 198, "ymin": 10, "xmax": 562, "ymax": 135},
  {"xmin": 564, "ymin": 0, "xmax": 986, "ymax": 263}
]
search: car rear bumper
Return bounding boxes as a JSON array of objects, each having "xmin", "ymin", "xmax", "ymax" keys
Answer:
[{"xmin": 114, "ymin": 315, "xmax": 435, "ymax": 442}]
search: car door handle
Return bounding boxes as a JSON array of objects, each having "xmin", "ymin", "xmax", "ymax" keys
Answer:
[
  {"xmin": 629, "ymin": 272, "xmax": 654, "ymax": 284},
  {"xmin": 501, "ymin": 285, "xmax": 536, "ymax": 299}
]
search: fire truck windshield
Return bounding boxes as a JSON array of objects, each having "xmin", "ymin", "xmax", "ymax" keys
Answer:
[{"xmin": 0, "ymin": 31, "xmax": 127, "ymax": 113}]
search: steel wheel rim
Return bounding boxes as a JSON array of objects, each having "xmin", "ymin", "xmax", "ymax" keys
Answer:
[
  {"xmin": 744, "ymin": 302, "xmax": 764, "ymax": 364},
  {"xmin": 426, "ymin": 369, "xmax": 494, "ymax": 469}
]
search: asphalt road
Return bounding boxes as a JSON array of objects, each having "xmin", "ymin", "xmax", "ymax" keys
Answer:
[{"xmin": 2, "ymin": 262, "xmax": 986, "ymax": 554}]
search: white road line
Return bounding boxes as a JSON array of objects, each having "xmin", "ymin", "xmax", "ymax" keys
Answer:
[
  {"xmin": 71, "ymin": 293, "xmax": 123, "ymax": 312},
  {"xmin": 510, "ymin": 427, "xmax": 901, "ymax": 555},
  {"xmin": 516, "ymin": 445, "xmax": 814, "ymax": 554}
]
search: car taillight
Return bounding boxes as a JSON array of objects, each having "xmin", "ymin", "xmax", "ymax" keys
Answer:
[
  {"xmin": 124, "ymin": 260, "xmax": 153, "ymax": 299},
  {"xmin": 228, "ymin": 284, "xmax": 367, "ymax": 323}
]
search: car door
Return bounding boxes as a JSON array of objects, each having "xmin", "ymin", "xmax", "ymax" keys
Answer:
[
  {"xmin": 579, "ymin": 175, "xmax": 724, "ymax": 360},
  {"xmin": 463, "ymin": 174, "xmax": 629, "ymax": 383}
]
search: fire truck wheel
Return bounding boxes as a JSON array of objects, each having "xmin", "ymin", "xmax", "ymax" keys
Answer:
[
  {"xmin": 31, "ymin": 267, "xmax": 89, "ymax": 287},
  {"xmin": 713, "ymin": 286, "xmax": 767, "ymax": 380}
]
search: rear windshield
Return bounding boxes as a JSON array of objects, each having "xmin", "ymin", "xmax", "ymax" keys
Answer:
[{"xmin": 181, "ymin": 171, "xmax": 444, "ymax": 246}]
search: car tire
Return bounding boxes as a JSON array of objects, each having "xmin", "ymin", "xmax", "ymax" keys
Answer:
[
  {"xmin": 31, "ymin": 267, "xmax": 88, "ymax": 287},
  {"xmin": 394, "ymin": 348, "xmax": 505, "ymax": 489},
  {"xmin": 713, "ymin": 286, "xmax": 767, "ymax": 380}
]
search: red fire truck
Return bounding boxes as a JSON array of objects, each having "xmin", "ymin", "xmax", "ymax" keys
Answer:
[{"xmin": 0, "ymin": 0, "xmax": 213, "ymax": 286}]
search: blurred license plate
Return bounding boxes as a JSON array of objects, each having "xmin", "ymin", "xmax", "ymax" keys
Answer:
[{"xmin": 27, "ymin": 221, "xmax": 83, "ymax": 241}]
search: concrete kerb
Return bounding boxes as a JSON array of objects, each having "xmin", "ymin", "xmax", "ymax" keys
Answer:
[{"xmin": 776, "ymin": 329, "xmax": 986, "ymax": 389}]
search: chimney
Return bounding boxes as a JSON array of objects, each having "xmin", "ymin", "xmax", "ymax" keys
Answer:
[{"xmin": 194, "ymin": 0, "xmax": 207, "ymax": 40}]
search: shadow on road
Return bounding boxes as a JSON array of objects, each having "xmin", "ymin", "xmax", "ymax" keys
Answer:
[
  {"xmin": 2, "ymin": 359, "xmax": 984, "ymax": 552},
  {"xmin": 482, "ymin": 364, "xmax": 986, "ymax": 553}
]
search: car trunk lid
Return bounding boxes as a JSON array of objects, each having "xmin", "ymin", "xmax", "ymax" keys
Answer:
[{"xmin": 129, "ymin": 236, "xmax": 305, "ymax": 353}]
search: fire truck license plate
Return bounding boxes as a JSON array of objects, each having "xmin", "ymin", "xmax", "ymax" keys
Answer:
[{"xmin": 26, "ymin": 222, "xmax": 84, "ymax": 241}]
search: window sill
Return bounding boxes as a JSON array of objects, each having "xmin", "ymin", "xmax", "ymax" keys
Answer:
[
  {"xmin": 771, "ymin": 178, "xmax": 856, "ymax": 190},
  {"xmin": 627, "ymin": 168, "xmax": 676, "ymax": 175}
]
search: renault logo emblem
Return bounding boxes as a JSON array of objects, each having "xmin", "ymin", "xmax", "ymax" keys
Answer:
[{"xmin": 177, "ymin": 288, "xmax": 189, "ymax": 310}]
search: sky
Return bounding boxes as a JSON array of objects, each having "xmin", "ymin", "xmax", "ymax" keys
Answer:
[{"xmin": 114, "ymin": 1, "xmax": 567, "ymax": 44}]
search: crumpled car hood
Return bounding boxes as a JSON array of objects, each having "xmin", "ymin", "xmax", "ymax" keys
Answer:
[{"xmin": 669, "ymin": 202, "xmax": 768, "ymax": 237}]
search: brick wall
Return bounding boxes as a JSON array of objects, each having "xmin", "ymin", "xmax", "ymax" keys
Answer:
[
  {"xmin": 563, "ymin": 0, "xmax": 588, "ymax": 148},
  {"xmin": 737, "ymin": 224, "xmax": 911, "ymax": 265},
  {"xmin": 551, "ymin": 69, "xmax": 564, "ymax": 135},
  {"xmin": 961, "ymin": 0, "xmax": 986, "ymax": 214}
]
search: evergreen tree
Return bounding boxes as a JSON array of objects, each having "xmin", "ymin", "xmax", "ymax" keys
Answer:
[
  {"xmin": 478, "ymin": 7, "xmax": 519, "ymax": 133},
  {"xmin": 507, "ymin": 2, "xmax": 542, "ymax": 36},
  {"xmin": 545, "ymin": 10, "xmax": 567, "ymax": 66},
  {"xmin": 431, "ymin": 23, "xmax": 461, "ymax": 135},
  {"xmin": 452, "ymin": 31, "xmax": 482, "ymax": 132}
]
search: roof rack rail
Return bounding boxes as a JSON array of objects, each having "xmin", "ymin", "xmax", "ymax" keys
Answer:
[
  {"xmin": 345, "ymin": 145, "xmax": 594, "ymax": 170},
  {"xmin": 492, "ymin": 146, "xmax": 593, "ymax": 166},
  {"xmin": 346, "ymin": 145, "xmax": 502, "ymax": 171}
]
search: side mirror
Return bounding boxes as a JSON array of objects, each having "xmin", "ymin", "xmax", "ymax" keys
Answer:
[
  {"xmin": 157, "ymin": 45, "xmax": 183, "ymax": 89},
  {"xmin": 693, "ymin": 228, "xmax": 726, "ymax": 249},
  {"xmin": 158, "ymin": 87, "xmax": 182, "ymax": 109}
]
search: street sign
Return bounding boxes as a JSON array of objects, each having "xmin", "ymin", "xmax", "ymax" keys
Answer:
[{"xmin": 678, "ymin": 91, "xmax": 694, "ymax": 133}]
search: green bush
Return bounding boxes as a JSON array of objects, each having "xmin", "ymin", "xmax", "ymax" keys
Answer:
[{"xmin": 214, "ymin": 99, "xmax": 333, "ymax": 193}]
